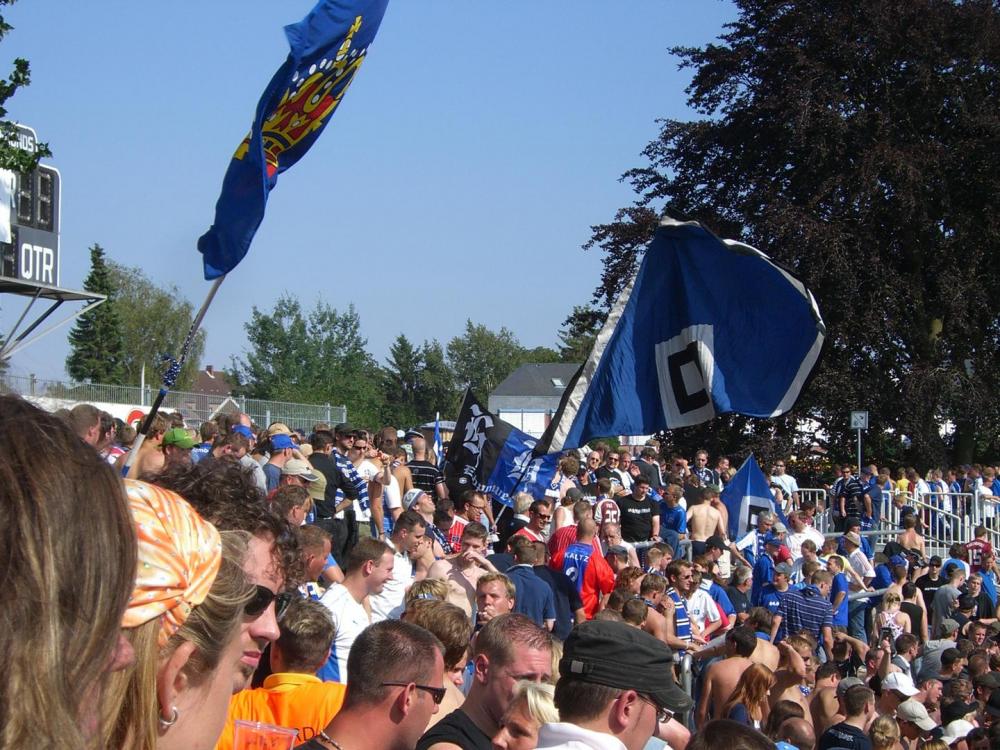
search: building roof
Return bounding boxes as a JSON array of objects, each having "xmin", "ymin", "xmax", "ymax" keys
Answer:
[
  {"xmin": 491, "ymin": 363, "xmax": 581, "ymax": 399},
  {"xmin": 193, "ymin": 366, "xmax": 233, "ymax": 398}
]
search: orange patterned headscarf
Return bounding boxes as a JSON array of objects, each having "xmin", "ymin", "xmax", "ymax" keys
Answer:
[{"xmin": 122, "ymin": 480, "xmax": 222, "ymax": 647}]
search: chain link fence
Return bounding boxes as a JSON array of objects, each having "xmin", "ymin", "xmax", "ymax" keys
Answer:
[{"xmin": 0, "ymin": 373, "xmax": 346, "ymax": 429}]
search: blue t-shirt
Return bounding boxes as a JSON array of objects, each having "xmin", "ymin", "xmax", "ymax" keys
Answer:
[
  {"xmin": 706, "ymin": 580, "xmax": 736, "ymax": 615},
  {"xmin": 981, "ymin": 570, "xmax": 998, "ymax": 606},
  {"xmin": 263, "ymin": 462, "xmax": 282, "ymax": 492},
  {"xmin": 760, "ymin": 584, "xmax": 785, "ymax": 615},
  {"xmin": 660, "ymin": 504, "xmax": 687, "ymax": 535},
  {"xmin": 561, "ymin": 542, "xmax": 597, "ymax": 595},
  {"xmin": 505, "ymin": 564, "xmax": 556, "ymax": 627},
  {"xmin": 751, "ymin": 554, "xmax": 774, "ymax": 606},
  {"xmin": 830, "ymin": 572, "xmax": 850, "ymax": 627}
]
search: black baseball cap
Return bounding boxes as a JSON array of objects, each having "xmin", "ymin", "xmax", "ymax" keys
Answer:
[
  {"xmin": 334, "ymin": 422, "xmax": 357, "ymax": 436},
  {"xmin": 705, "ymin": 535, "xmax": 727, "ymax": 552},
  {"xmin": 560, "ymin": 620, "xmax": 693, "ymax": 713},
  {"xmin": 941, "ymin": 698, "xmax": 978, "ymax": 725}
]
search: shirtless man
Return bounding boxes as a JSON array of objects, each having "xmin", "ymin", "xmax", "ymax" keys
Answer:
[
  {"xmin": 391, "ymin": 446, "xmax": 414, "ymax": 497},
  {"xmin": 426, "ymin": 522, "xmax": 496, "ymax": 617},
  {"xmin": 746, "ymin": 607, "xmax": 781, "ymax": 671},
  {"xmin": 808, "ymin": 662, "xmax": 843, "ymax": 735},
  {"xmin": 637, "ymin": 573, "xmax": 688, "ymax": 651},
  {"xmin": 696, "ymin": 626, "xmax": 758, "ymax": 725},
  {"xmin": 896, "ymin": 515, "xmax": 926, "ymax": 557},
  {"xmin": 705, "ymin": 487, "xmax": 729, "ymax": 535},
  {"xmin": 769, "ymin": 635, "xmax": 815, "ymax": 720},
  {"xmin": 118, "ymin": 412, "xmax": 169, "ymax": 478},
  {"xmin": 687, "ymin": 495, "xmax": 726, "ymax": 557}
]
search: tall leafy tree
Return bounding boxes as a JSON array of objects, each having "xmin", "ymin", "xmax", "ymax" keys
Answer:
[
  {"xmin": 66, "ymin": 244, "xmax": 125, "ymax": 383},
  {"xmin": 107, "ymin": 262, "xmax": 206, "ymax": 390},
  {"xmin": 557, "ymin": 305, "xmax": 604, "ymax": 363},
  {"xmin": 447, "ymin": 320, "xmax": 525, "ymax": 398},
  {"xmin": 233, "ymin": 295, "xmax": 384, "ymax": 426},
  {"xmin": 381, "ymin": 334, "xmax": 422, "ymax": 427},
  {"xmin": 416, "ymin": 339, "xmax": 459, "ymax": 421},
  {"xmin": 584, "ymin": 0, "xmax": 1000, "ymax": 467}
]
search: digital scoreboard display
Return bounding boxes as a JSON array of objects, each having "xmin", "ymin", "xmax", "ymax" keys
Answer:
[{"xmin": 0, "ymin": 124, "xmax": 61, "ymax": 286}]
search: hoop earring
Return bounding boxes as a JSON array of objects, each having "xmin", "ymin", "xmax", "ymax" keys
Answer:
[{"xmin": 158, "ymin": 706, "xmax": 179, "ymax": 728}]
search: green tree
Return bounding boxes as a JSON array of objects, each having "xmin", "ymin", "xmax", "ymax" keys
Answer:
[
  {"xmin": 584, "ymin": 0, "xmax": 1000, "ymax": 468},
  {"xmin": 108, "ymin": 262, "xmax": 206, "ymax": 390},
  {"xmin": 232, "ymin": 295, "xmax": 385, "ymax": 426},
  {"xmin": 66, "ymin": 244, "xmax": 125, "ymax": 382},
  {"xmin": 415, "ymin": 339, "xmax": 459, "ymax": 421},
  {"xmin": 447, "ymin": 320, "xmax": 525, "ymax": 397},
  {"xmin": 381, "ymin": 334, "xmax": 422, "ymax": 427},
  {"xmin": 0, "ymin": 0, "xmax": 51, "ymax": 173},
  {"xmin": 557, "ymin": 305, "xmax": 603, "ymax": 363}
]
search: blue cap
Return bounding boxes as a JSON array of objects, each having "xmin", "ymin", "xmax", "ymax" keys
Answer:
[
  {"xmin": 889, "ymin": 555, "xmax": 908, "ymax": 568},
  {"xmin": 271, "ymin": 434, "xmax": 295, "ymax": 450},
  {"xmin": 763, "ymin": 532, "xmax": 782, "ymax": 546},
  {"xmin": 232, "ymin": 424, "xmax": 254, "ymax": 439}
]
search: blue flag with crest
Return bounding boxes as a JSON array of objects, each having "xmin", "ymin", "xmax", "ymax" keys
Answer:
[
  {"xmin": 443, "ymin": 390, "xmax": 560, "ymax": 508},
  {"xmin": 538, "ymin": 215, "xmax": 825, "ymax": 452},
  {"xmin": 198, "ymin": 0, "xmax": 389, "ymax": 279},
  {"xmin": 721, "ymin": 454, "xmax": 787, "ymax": 541}
]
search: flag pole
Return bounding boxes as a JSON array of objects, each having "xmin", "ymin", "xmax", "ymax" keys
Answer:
[{"xmin": 122, "ymin": 275, "xmax": 226, "ymax": 477}]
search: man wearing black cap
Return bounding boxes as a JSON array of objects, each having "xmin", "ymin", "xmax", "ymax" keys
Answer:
[{"xmin": 536, "ymin": 619, "xmax": 693, "ymax": 750}]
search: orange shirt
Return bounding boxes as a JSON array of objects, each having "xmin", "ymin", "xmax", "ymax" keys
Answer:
[{"xmin": 215, "ymin": 673, "xmax": 347, "ymax": 750}]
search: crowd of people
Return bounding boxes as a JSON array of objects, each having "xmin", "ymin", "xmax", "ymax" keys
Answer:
[{"xmin": 4, "ymin": 397, "xmax": 1000, "ymax": 750}]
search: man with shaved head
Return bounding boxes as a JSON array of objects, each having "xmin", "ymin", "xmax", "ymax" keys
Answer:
[{"xmin": 551, "ymin": 517, "xmax": 615, "ymax": 619}]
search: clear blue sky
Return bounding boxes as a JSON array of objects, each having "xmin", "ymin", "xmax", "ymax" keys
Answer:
[{"xmin": 2, "ymin": 0, "xmax": 736, "ymax": 382}]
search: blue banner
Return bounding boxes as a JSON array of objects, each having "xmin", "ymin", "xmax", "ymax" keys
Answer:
[
  {"xmin": 539, "ymin": 216, "xmax": 825, "ymax": 451},
  {"xmin": 198, "ymin": 0, "xmax": 389, "ymax": 279},
  {"xmin": 484, "ymin": 429, "xmax": 561, "ymax": 508},
  {"xmin": 721, "ymin": 454, "xmax": 787, "ymax": 540}
]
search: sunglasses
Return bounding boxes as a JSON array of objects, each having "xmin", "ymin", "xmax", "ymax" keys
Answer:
[
  {"xmin": 245, "ymin": 584, "xmax": 293, "ymax": 621},
  {"xmin": 381, "ymin": 681, "xmax": 447, "ymax": 704},
  {"xmin": 637, "ymin": 693, "xmax": 673, "ymax": 723}
]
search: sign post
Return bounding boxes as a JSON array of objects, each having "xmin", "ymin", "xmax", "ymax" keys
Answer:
[{"xmin": 850, "ymin": 410, "xmax": 869, "ymax": 470}]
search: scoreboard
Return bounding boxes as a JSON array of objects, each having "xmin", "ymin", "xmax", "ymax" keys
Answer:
[{"xmin": 0, "ymin": 124, "xmax": 60, "ymax": 287}]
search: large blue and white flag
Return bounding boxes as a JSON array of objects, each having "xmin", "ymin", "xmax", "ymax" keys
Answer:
[
  {"xmin": 539, "ymin": 215, "xmax": 825, "ymax": 452},
  {"xmin": 722, "ymin": 454, "xmax": 787, "ymax": 541}
]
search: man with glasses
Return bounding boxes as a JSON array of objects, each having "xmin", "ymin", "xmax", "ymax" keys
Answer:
[
  {"xmin": 535, "ymin": 619, "xmax": 692, "ymax": 750},
  {"xmin": 513, "ymin": 499, "xmax": 553, "ymax": 543},
  {"xmin": 302, "ymin": 620, "xmax": 445, "ymax": 750},
  {"xmin": 419, "ymin": 614, "xmax": 553, "ymax": 750}
]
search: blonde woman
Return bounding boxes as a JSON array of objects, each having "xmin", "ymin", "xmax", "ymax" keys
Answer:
[
  {"xmin": 104, "ymin": 482, "xmax": 256, "ymax": 750},
  {"xmin": 1, "ymin": 396, "xmax": 138, "ymax": 749},
  {"xmin": 872, "ymin": 591, "xmax": 910, "ymax": 644},
  {"xmin": 869, "ymin": 714, "xmax": 903, "ymax": 750},
  {"xmin": 492, "ymin": 680, "xmax": 559, "ymax": 750}
]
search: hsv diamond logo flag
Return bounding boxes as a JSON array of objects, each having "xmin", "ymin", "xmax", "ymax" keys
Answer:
[
  {"xmin": 539, "ymin": 215, "xmax": 826, "ymax": 452},
  {"xmin": 722, "ymin": 454, "xmax": 788, "ymax": 541},
  {"xmin": 198, "ymin": 0, "xmax": 389, "ymax": 280}
]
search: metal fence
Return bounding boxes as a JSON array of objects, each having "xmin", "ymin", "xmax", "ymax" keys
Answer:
[
  {"xmin": 802, "ymin": 486, "xmax": 1000, "ymax": 558},
  {"xmin": 0, "ymin": 373, "xmax": 347, "ymax": 429}
]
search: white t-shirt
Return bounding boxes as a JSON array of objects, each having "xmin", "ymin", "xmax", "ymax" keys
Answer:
[
  {"xmin": 369, "ymin": 538, "xmax": 412, "ymax": 623},
  {"xmin": 787, "ymin": 526, "xmax": 824, "ymax": 561},
  {"xmin": 684, "ymin": 588, "xmax": 721, "ymax": 631},
  {"xmin": 771, "ymin": 473, "xmax": 799, "ymax": 498},
  {"xmin": 354, "ymin": 459, "xmax": 383, "ymax": 521},
  {"xmin": 319, "ymin": 583, "xmax": 370, "ymax": 683},
  {"xmin": 536, "ymin": 722, "xmax": 630, "ymax": 750},
  {"xmin": 848, "ymin": 548, "xmax": 875, "ymax": 591}
]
